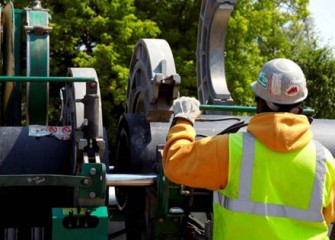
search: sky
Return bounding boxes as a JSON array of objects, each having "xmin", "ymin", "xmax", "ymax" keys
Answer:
[{"xmin": 309, "ymin": 0, "xmax": 335, "ymax": 51}]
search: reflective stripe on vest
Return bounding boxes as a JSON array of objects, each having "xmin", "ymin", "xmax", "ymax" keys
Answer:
[{"xmin": 213, "ymin": 132, "xmax": 327, "ymax": 222}]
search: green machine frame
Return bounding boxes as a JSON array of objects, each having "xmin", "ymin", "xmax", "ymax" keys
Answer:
[
  {"xmin": 26, "ymin": 0, "xmax": 51, "ymax": 125},
  {"xmin": 0, "ymin": 1, "xmax": 110, "ymax": 239}
]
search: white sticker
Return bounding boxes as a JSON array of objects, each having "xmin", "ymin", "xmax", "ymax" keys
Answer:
[
  {"xmin": 29, "ymin": 125, "xmax": 71, "ymax": 140},
  {"xmin": 270, "ymin": 73, "xmax": 282, "ymax": 95},
  {"xmin": 28, "ymin": 125, "xmax": 50, "ymax": 137}
]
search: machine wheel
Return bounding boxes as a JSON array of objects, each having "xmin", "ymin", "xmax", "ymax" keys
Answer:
[
  {"xmin": 114, "ymin": 38, "xmax": 181, "ymax": 239},
  {"xmin": 126, "ymin": 38, "xmax": 180, "ymax": 122},
  {"xmin": 114, "ymin": 116, "xmax": 147, "ymax": 239},
  {"xmin": 114, "ymin": 118, "xmax": 131, "ymax": 210}
]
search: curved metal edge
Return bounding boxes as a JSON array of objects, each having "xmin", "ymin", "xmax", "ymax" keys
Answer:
[
  {"xmin": 197, "ymin": 0, "xmax": 236, "ymax": 106},
  {"xmin": 1, "ymin": 2, "xmax": 18, "ymax": 125},
  {"xmin": 65, "ymin": 68, "xmax": 106, "ymax": 176},
  {"xmin": 126, "ymin": 38, "xmax": 180, "ymax": 122},
  {"xmin": 67, "ymin": 67, "xmax": 103, "ymax": 138}
]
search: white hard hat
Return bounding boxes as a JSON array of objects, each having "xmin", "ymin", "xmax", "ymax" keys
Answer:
[{"xmin": 251, "ymin": 58, "xmax": 308, "ymax": 104}]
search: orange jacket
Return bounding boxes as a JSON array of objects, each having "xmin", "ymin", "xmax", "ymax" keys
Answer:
[{"xmin": 162, "ymin": 112, "xmax": 335, "ymax": 224}]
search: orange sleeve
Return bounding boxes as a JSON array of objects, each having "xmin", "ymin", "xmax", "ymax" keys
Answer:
[{"xmin": 162, "ymin": 119, "xmax": 230, "ymax": 191}]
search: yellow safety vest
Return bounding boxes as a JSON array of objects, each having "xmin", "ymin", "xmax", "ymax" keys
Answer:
[{"xmin": 213, "ymin": 132, "xmax": 333, "ymax": 240}]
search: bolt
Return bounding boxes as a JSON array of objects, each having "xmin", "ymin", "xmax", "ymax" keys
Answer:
[
  {"xmin": 89, "ymin": 81, "xmax": 97, "ymax": 88},
  {"xmin": 90, "ymin": 168, "xmax": 97, "ymax": 176},
  {"xmin": 89, "ymin": 192, "xmax": 96, "ymax": 199},
  {"xmin": 83, "ymin": 179, "xmax": 89, "ymax": 185},
  {"xmin": 33, "ymin": 0, "xmax": 42, "ymax": 9}
]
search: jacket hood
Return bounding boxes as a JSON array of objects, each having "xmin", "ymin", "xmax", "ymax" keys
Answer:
[{"xmin": 247, "ymin": 112, "xmax": 313, "ymax": 152}]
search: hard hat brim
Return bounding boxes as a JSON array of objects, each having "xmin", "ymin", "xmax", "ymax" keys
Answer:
[{"xmin": 251, "ymin": 81, "xmax": 257, "ymax": 92}]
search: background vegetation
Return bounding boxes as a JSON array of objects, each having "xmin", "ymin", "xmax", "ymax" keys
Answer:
[{"xmin": 11, "ymin": 0, "xmax": 335, "ymax": 153}]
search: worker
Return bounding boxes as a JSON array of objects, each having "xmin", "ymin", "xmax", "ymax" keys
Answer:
[{"xmin": 162, "ymin": 58, "xmax": 335, "ymax": 239}]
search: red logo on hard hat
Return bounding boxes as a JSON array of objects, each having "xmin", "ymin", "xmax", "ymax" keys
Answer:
[{"xmin": 286, "ymin": 86, "xmax": 298, "ymax": 96}]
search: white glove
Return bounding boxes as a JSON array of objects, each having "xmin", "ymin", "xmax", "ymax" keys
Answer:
[{"xmin": 173, "ymin": 96, "xmax": 201, "ymax": 125}]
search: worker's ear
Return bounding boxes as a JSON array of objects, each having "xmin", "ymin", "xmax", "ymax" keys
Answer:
[
  {"xmin": 289, "ymin": 107, "xmax": 302, "ymax": 114},
  {"xmin": 289, "ymin": 102, "xmax": 304, "ymax": 115}
]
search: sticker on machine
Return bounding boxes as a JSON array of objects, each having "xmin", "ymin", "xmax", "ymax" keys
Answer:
[{"xmin": 28, "ymin": 125, "xmax": 72, "ymax": 140}]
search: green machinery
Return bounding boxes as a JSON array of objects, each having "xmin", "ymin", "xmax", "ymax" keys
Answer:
[
  {"xmin": 0, "ymin": 0, "xmax": 335, "ymax": 240},
  {"xmin": 0, "ymin": 1, "xmax": 108, "ymax": 239},
  {"xmin": 0, "ymin": 1, "xmax": 156, "ymax": 239}
]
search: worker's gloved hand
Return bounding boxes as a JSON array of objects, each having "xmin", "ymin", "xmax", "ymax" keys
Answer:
[{"xmin": 173, "ymin": 96, "xmax": 201, "ymax": 125}]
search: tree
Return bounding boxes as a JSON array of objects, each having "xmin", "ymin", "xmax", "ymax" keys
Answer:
[{"xmin": 298, "ymin": 42, "xmax": 335, "ymax": 118}]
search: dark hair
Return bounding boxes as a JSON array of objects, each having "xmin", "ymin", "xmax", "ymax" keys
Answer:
[{"xmin": 255, "ymin": 96, "xmax": 304, "ymax": 114}]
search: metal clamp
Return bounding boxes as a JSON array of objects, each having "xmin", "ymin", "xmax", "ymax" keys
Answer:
[{"xmin": 25, "ymin": 25, "xmax": 53, "ymax": 35}]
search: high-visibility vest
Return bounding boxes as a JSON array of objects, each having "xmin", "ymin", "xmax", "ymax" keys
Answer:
[{"xmin": 213, "ymin": 132, "xmax": 333, "ymax": 240}]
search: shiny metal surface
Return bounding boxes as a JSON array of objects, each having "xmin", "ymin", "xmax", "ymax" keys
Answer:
[{"xmin": 106, "ymin": 174, "xmax": 157, "ymax": 186}]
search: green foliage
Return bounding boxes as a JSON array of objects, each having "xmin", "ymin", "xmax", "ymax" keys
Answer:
[
  {"xmin": 297, "ymin": 42, "xmax": 335, "ymax": 118},
  {"xmin": 225, "ymin": 6, "xmax": 264, "ymax": 106}
]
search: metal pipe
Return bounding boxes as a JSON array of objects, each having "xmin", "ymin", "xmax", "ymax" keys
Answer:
[
  {"xmin": 0, "ymin": 173, "xmax": 157, "ymax": 187},
  {"xmin": 200, "ymin": 104, "xmax": 315, "ymax": 115},
  {"xmin": 106, "ymin": 174, "xmax": 157, "ymax": 186},
  {"xmin": 0, "ymin": 76, "xmax": 95, "ymax": 82}
]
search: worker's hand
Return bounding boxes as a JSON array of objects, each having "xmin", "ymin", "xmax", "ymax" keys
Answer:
[{"xmin": 173, "ymin": 96, "xmax": 201, "ymax": 125}]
